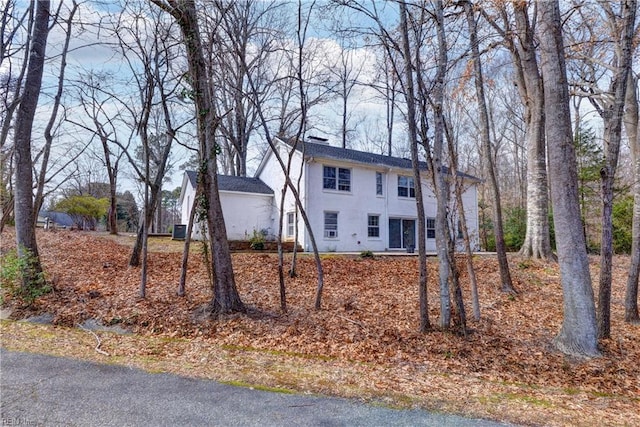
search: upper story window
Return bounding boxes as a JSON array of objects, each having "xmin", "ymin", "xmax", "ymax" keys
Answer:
[
  {"xmin": 323, "ymin": 166, "xmax": 351, "ymax": 192},
  {"xmin": 397, "ymin": 175, "xmax": 415, "ymax": 198},
  {"xmin": 376, "ymin": 172, "xmax": 383, "ymax": 195}
]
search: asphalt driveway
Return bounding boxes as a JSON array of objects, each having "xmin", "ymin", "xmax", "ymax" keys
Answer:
[{"xmin": 1, "ymin": 349, "xmax": 511, "ymax": 426}]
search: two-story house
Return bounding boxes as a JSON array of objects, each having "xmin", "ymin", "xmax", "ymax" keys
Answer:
[{"xmin": 179, "ymin": 136, "xmax": 480, "ymax": 252}]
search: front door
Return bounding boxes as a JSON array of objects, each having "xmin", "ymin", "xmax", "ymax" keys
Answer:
[{"xmin": 389, "ymin": 218, "xmax": 416, "ymax": 249}]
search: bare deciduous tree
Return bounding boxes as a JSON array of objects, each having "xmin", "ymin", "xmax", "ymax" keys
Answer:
[
  {"xmin": 594, "ymin": 0, "xmax": 636, "ymax": 339},
  {"xmin": 1, "ymin": 1, "xmax": 32, "ymax": 231},
  {"xmin": 465, "ymin": 0, "xmax": 515, "ymax": 294},
  {"xmin": 13, "ymin": 0, "xmax": 50, "ymax": 289},
  {"xmin": 398, "ymin": 0, "xmax": 430, "ymax": 332},
  {"xmin": 481, "ymin": 2, "xmax": 554, "ymax": 260},
  {"xmin": 206, "ymin": 0, "xmax": 285, "ymax": 176},
  {"xmin": 33, "ymin": 1, "xmax": 79, "ymax": 219},
  {"xmin": 70, "ymin": 71, "xmax": 127, "ymax": 236},
  {"xmin": 625, "ymin": 71, "xmax": 639, "ymax": 323},
  {"xmin": 567, "ymin": 0, "xmax": 638, "ymax": 337},
  {"xmin": 151, "ymin": 0, "xmax": 244, "ymax": 314},
  {"xmin": 239, "ymin": 0, "xmax": 328, "ymax": 310},
  {"xmin": 538, "ymin": 0, "xmax": 599, "ymax": 357}
]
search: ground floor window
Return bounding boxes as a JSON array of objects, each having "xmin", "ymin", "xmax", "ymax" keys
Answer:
[
  {"xmin": 368, "ymin": 215, "xmax": 380, "ymax": 238},
  {"xmin": 286, "ymin": 212, "xmax": 295, "ymax": 237},
  {"xmin": 324, "ymin": 211, "xmax": 338, "ymax": 238}
]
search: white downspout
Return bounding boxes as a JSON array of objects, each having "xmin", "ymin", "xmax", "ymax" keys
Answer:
[
  {"xmin": 304, "ymin": 157, "xmax": 311, "ymax": 252},
  {"xmin": 385, "ymin": 168, "xmax": 390, "ymax": 250}
]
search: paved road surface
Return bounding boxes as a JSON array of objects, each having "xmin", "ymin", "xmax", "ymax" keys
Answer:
[{"xmin": 1, "ymin": 349, "xmax": 511, "ymax": 426}]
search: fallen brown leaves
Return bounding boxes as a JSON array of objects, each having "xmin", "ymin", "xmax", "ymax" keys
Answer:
[{"xmin": 1, "ymin": 228, "xmax": 639, "ymax": 426}]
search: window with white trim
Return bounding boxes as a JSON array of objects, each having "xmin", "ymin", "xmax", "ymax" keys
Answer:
[
  {"xmin": 286, "ymin": 212, "xmax": 295, "ymax": 237},
  {"xmin": 397, "ymin": 175, "xmax": 415, "ymax": 198},
  {"xmin": 368, "ymin": 215, "xmax": 380, "ymax": 238},
  {"xmin": 376, "ymin": 172, "xmax": 383, "ymax": 195},
  {"xmin": 323, "ymin": 166, "xmax": 351, "ymax": 191},
  {"xmin": 426, "ymin": 217, "xmax": 436, "ymax": 239},
  {"xmin": 324, "ymin": 212, "xmax": 338, "ymax": 238}
]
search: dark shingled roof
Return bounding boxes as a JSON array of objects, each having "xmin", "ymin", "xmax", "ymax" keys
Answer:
[
  {"xmin": 186, "ymin": 170, "xmax": 197, "ymax": 188},
  {"xmin": 218, "ymin": 175, "xmax": 273, "ymax": 194},
  {"xmin": 185, "ymin": 171, "xmax": 273, "ymax": 195},
  {"xmin": 287, "ymin": 139, "xmax": 480, "ymax": 181}
]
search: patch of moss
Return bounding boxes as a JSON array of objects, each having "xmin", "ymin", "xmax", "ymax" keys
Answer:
[
  {"xmin": 222, "ymin": 380, "xmax": 295, "ymax": 394},
  {"xmin": 220, "ymin": 344, "xmax": 335, "ymax": 361},
  {"xmin": 480, "ymin": 392, "xmax": 553, "ymax": 408}
]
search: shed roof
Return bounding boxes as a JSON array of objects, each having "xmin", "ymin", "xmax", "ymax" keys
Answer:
[{"xmin": 185, "ymin": 170, "xmax": 274, "ymax": 195}]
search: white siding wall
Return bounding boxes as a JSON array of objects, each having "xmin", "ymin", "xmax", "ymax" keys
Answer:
[
  {"xmin": 180, "ymin": 181, "xmax": 195, "ymax": 226},
  {"xmin": 179, "ymin": 174, "xmax": 274, "ymax": 241},
  {"xmin": 459, "ymin": 183, "xmax": 480, "ymax": 251},
  {"xmin": 256, "ymin": 142, "xmax": 307, "ymax": 248},
  {"xmin": 256, "ymin": 141, "xmax": 480, "ymax": 252},
  {"xmin": 304, "ymin": 162, "xmax": 448, "ymax": 252},
  {"xmin": 220, "ymin": 192, "xmax": 274, "ymax": 240}
]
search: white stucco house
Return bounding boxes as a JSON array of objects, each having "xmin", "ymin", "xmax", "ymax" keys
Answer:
[{"xmin": 179, "ymin": 136, "xmax": 480, "ymax": 252}]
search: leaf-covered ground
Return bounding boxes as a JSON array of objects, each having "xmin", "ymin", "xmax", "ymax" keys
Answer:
[{"xmin": 1, "ymin": 229, "xmax": 638, "ymax": 426}]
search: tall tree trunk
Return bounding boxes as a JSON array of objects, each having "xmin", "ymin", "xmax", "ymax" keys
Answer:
[
  {"xmin": 129, "ymin": 188, "xmax": 160, "ymax": 266},
  {"xmin": 512, "ymin": 2, "xmax": 554, "ymax": 260},
  {"xmin": 34, "ymin": 2, "xmax": 78, "ymax": 221},
  {"xmin": 238, "ymin": 1, "xmax": 325, "ymax": 310},
  {"xmin": 596, "ymin": 0, "xmax": 636, "ymax": 339},
  {"xmin": 277, "ymin": 187, "xmax": 287, "ymax": 312},
  {"xmin": 139, "ymin": 173, "xmax": 150, "ymax": 298},
  {"xmin": 295, "ymin": 2, "xmax": 326, "ymax": 310},
  {"xmin": 177, "ymin": 186, "xmax": 199, "ymax": 296},
  {"xmin": 156, "ymin": 184, "xmax": 162, "ymax": 233},
  {"xmin": 1, "ymin": 2, "xmax": 32, "ymax": 234},
  {"xmin": 14, "ymin": 0, "xmax": 50, "ymax": 289},
  {"xmin": 153, "ymin": 0, "xmax": 244, "ymax": 314},
  {"xmin": 445, "ymin": 119, "xmax": 480, "ymax": 321},
  {"xmin": 431, "ymin": 0, "xmax": 452, "ymax": 328},
  {"xmin": 97, "ymin": 131, "xmax": 119, "ymax": 235},
  {"xmin": 625, "ymin": 72, "xmax": 640, "ymax": 324},
  {"xmin": 399, "ymin": 0, "xmax": 430, "ymax": 333},
  {"xmin": 537, "ymin": 0, "xmax": 599, "ymax": 358},
  {"xmin": 384, "ymin": 57, "xmax": 395, "ymax": 157},
  {"xmin": 479, "ymin": 1, "xmax": 553, "ymax": 259},
  {"xmin": 464, "ymin": 0, "xmax": 515, "ymax": 293},
  {"xmin": 108, "ymin": 175, "xmax": 118, "ymax": 234}
]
